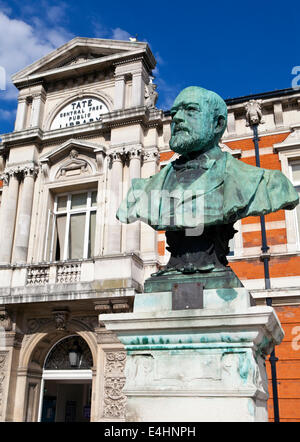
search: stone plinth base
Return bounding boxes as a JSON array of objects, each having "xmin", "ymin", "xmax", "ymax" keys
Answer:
[{"xmin": 100, "ymin": 288, "xmax": 284, "ymax": 422}]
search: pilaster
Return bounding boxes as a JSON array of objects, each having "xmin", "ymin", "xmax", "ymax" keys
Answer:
[
  {"xmin": 0, "ymin": 169, "xmax": 20, "ymax": 264},
  {"xmin": 30, "ymin": 87, "xmax": 46, "ymax": 128},
  {"xmin": 14, "ymin": 98, "xmax": 28, "ymax": 132},
  {"xmin": 105, "ymin": 151, "xmax": 124, "ymax": 254}
]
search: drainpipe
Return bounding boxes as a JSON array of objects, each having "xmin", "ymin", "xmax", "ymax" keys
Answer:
[{"xmin": 246, "ymin": 101, "xmax": 280, "ymax": 422}]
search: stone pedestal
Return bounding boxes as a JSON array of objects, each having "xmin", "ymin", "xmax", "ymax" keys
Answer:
[{"xmin": 100, "ymin": 288, "xmax": 284, "ymax": 422}]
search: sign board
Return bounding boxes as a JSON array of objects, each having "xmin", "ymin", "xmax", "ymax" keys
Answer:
[
  {"xmin": 172, "ymin": 282, "xmax": 204, "ymax": 310},
  {"xmin": 51, "ymin": 97, "xmax": 109, "ymax": 130}
]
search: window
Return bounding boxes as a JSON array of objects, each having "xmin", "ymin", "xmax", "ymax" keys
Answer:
[
  {"xmin": 45, "ymin": 190, "xmax": 97, "ymax": 261},
  {"xmin": 290, "ymin": 161, "xmax": 300, "ymax": 245}
]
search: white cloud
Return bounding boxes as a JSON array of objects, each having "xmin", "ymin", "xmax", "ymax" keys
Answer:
[
  {"xmin": 0, "ymin": 11, "xmax": 73, "ymax": 100},
  {"xmin": 46, "ymin": 4, "xmax": 67, "ymax": 23},
  {"xmin": 111, "ymin": 27, "xmax": 131, "ymax": 41}
]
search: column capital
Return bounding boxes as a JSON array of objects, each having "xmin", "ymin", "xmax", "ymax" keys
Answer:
[
  {"xmin": 142, "ymin": 148, "xmax": 159, "ymax": 164},
  {"xmin": 3, "ymin": 163, "xmax": 38, "ymax": 181},
  {"xmin": 127, "ymin": 146, "xmax": 143, "ymax": 160},
  {"xmin": 23, "ymin": 165, "xmax": 39, "ymax": 179},
  {"xmin": 108, "ymin": 150, "xmax": 124, "ymax": 162}
]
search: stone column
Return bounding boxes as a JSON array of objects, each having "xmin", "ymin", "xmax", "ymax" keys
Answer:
[
  {"xmin": 126, "ymin": 147, "xmax": 142, "ymax": 253},
  {"xmin": 114, "ymin": 75, "xmax": 126, "ymax": 110},
  {"xmin": 105, "ymin": 152, "xmax": 123, "ymax": 254},
  {"xmin": 0, "ymin": 170, "xmax": 20, "ymax": 264},
  {"xmin": 140, "ymin": 149, "xmax": 159, "ymax": 263},
  {"xmin": 13, "ymin": 166, "xmax": 37, "ymax": 263},
  {"xmin": 14, "ymin": 99, "xmax": 28, "ymax": 131}
]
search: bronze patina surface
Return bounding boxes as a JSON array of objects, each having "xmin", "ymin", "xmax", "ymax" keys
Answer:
[{"xmin": 117, "ymin": 86, "xmax": 299, "ymax": 290}]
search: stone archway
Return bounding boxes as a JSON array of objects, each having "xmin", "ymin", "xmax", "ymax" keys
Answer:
[
  {"xmin": 39, "ymin": 335, "xmax": 93, "ymax": 422},
  {"xmin": 13, "ymin": 321, "xmax": 98, "ymax": 422}
]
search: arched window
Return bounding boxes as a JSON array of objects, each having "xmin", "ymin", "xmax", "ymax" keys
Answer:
[{"xmin": 44, "ymin": 335, "xmax": 93, "ymax": 370}]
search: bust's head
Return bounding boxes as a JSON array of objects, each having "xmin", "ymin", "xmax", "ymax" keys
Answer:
[{"xmin": 169, "ymin": 86, "xmax": 227, "ymax": 156}]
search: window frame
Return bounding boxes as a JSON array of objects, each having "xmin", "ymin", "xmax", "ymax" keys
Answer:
[
  {"xmin": 277, "ymin": 147, "xmax": 300, "ymax": 252},
  {"xmin": 288, "ymin": 159, "xmax": 300, "ymax": 249},
  {"xmin": 46, "ymin": 189, "xmax": 97, "ymax": 262}
]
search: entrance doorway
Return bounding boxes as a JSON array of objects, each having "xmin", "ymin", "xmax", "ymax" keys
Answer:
[
  {"xmin": 41, "ymin": 378, "xmax": 92, "ymax": 422},
  {"xmin": 38, "ymin": 335, "xmax": 93, "ymax": 422}
]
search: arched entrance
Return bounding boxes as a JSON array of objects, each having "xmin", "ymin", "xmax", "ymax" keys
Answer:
[{"xmin": 38, "ymin": 335, "xmax": 93, "ymax": 422}]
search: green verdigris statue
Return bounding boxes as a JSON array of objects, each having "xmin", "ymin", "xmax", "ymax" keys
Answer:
[{"xmin": 117, "ymin": 86, "xmax": 299, "ymax": 290}]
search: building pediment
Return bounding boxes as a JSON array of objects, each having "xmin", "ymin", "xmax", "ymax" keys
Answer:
[
  {"xmin": 273, "ymin": 125, "xmax": 300, "ymax": 152},
  {"xmin": 11, "ymin": 37, "xmax": 155, "ymax": 86},
  {"xmin": 39, "ymin": 138, "xmax": 106, "ymax": 177}
]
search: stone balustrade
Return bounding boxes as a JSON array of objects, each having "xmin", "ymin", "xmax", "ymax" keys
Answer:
[{"xmin": 0, "ymin": 253, "xmax": 146, "ymax": 305}]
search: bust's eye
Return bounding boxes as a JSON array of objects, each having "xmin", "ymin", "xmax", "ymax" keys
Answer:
[{"xmin": 186, "ymin": 106, "xmax": 199, "ymax": 113}]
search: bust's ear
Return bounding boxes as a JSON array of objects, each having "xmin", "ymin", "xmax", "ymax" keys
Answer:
[{"xmin": 215, "ymin": 115, "xmax": 226, "ymax": 134}]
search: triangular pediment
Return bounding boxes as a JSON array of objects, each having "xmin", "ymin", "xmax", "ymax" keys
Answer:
[
  {"xmin": 12, "ymin": 37, "xmax": 155, "ymax": 85},
  {"xmin": 273, "ymin": 125, "xmax": 300, "ymax": 152},
  {"xmin": 40, "ymin": 138, "xmax": 106, "ymax": 165},
  {"xmin": 219, "ymin": 143, "xmax": 242, "ymax": 158}
]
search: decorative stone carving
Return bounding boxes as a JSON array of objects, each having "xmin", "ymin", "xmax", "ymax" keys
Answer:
[
  {"xmin": 26, "ymin": 318, "xmax": 52, "ymax": 334},
  {"xmin": 72, "ymin": 316, "xmax": 99, "ymax": 332},
  {"xmin": 0, "ymin": 310, "xmax": 12, "ymax": 332},
  {"xmin": 2, "ymin": 164, "xmax": 38, "ymax": 185},
  {"xmin": 26, "ymin": 266, "xmax": 50, "ymax": 286},
  {"xmin": 57, "ymin": 149, "xmax": 89, "ymax": 178},
  {"xmin": 52, "ymin": 309, "xmax": 69, "ymax": 331},
  {"xmin": 142, "ymin": 149, "xmax": 159, "ymax": 164},
  {"xmin": 245, "ymin": 99, "xmax": 265, "ymax": 126},
  {"xmin": 145, "ymin": 83, "xmax": 158, "ymax": 109},
  {"xmin": 56, "ymin": 263, "xmax": 81, "ymax": 283},
  {"xmin": 0, "ymin": 353, "xmax": 7, "ymax": 370},
  {"xmin": 0, "ymin": 352, "xmax": 8, "ymax": 419},
  {"xmin": 108, "ymin": 150, "xmax": 125, "ymax": 167},
  {"xmin": 0, "ymin": 373, "xmax": 5, "ymax": 418},
  {"xmin": 127, "ymin": 147, "xmax": 142, "ymax": 160},
  {"xmin": 103, "ymin": 351, "xmax": 127, "ymax": 419}
]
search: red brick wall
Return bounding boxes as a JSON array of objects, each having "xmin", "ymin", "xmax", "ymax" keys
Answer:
[{"xmin": 267, "ymin": 306, "xmax": 300, "ymax": 422}]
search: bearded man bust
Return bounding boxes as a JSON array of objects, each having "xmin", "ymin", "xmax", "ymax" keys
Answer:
[{"xmin": 117, "ymin": 86, "xmax": 299, "ymax": 289}]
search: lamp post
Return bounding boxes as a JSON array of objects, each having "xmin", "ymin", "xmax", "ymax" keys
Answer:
[
  {"xmin": 68, "ymin": 339, "xmax": 83, "ymax": 369},
  {"xmin": 245, "ymin": 100, "xmax": 280, "ymax": 422}
]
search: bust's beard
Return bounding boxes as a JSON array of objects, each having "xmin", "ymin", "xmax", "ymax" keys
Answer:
[{"xmin": 170, "ymin": 131, "xmax": 201, "ymax": 155}]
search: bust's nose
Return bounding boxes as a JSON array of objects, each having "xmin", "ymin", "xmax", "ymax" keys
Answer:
[{"xmin": 172, "ymin": 109, "xmax": 185, "ymax": 123}]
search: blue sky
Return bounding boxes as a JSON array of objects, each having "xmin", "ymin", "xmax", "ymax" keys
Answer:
[{"xmin": 0, "ymin": 0, "xmax": 300, "ymax": 134}]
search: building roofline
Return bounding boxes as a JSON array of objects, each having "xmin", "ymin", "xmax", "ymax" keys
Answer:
[
  {"xmin": 163, "ymin": 87, "xmax": 299, "ymax": 116},
  {"xmin": 224, "ymin": 87, "xmax": 298, "ymax": 105}
]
